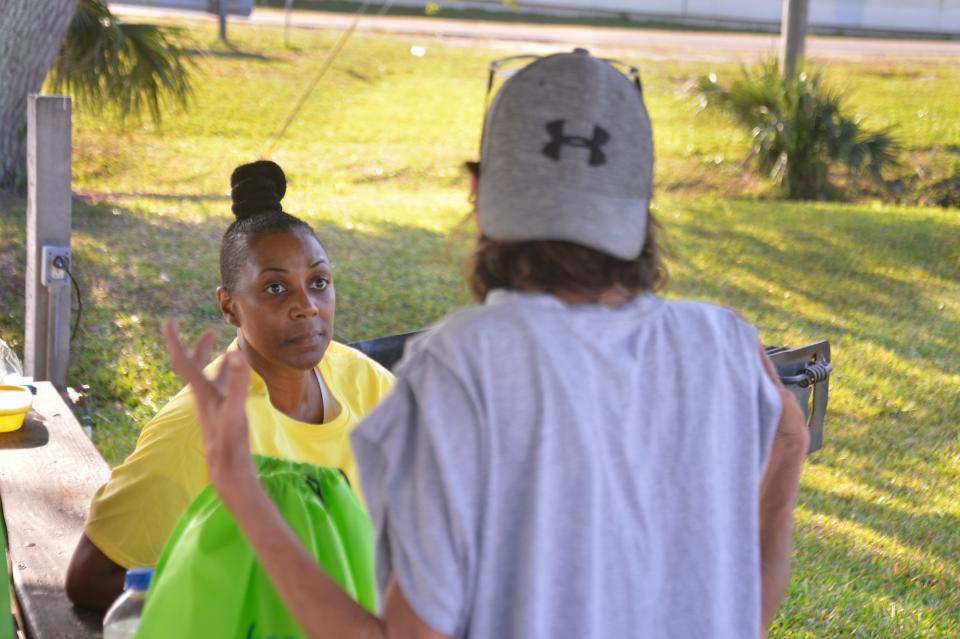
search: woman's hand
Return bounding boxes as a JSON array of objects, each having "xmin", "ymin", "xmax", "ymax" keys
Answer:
[
  {"xmin": 162, "ymin": 323, "xmax": 444, "ymax": 639},
  {"xmin": 162, "ymin": 321, "xmax": 258, "ymax": 504}
]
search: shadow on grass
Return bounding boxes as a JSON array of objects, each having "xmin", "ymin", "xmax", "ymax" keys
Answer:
[
  {"xmin": 183, "ymin": 46, "xmax": 275, "ymax": 61},
  {"xmin": 671, "ymin": 200, "xmax": 959, "ymax": 374},
  {"xmin": 785, "ymin": 506, "xmax": 957, "ymax": 636},
  {"xmin": 75, "ymin": 190, "xmax": 229, "ymax": 202},
  {"xmin": 801, "ymin": 483, "xmax": 960, "ymax": 577}
]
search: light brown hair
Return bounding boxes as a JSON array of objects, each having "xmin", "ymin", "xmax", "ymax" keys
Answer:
[{"xmin": 466, "ymin": 210, "xmax": 668, "ymax": 302}]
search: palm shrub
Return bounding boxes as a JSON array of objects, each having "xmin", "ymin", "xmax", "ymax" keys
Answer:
[
  {"xmin": 693, "ymin": 59, "xmax": 899, "ymax": 200},
  {"xmin": 47, "ymin": 0, "xmax": 194, "ymax": 125}
]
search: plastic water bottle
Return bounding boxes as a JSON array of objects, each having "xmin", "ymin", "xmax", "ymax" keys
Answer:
[{"xmin": 103, "ymin": 567, "xmax": 153, "ymax": 639}]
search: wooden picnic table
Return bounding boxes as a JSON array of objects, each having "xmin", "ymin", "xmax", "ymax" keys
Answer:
[{"xmin": 0, "ymin": 381, "xmax": 107, "ymax": 639}]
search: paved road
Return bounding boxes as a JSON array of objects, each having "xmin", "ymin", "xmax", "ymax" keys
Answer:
[{"xmin": 111, "ymin": 3, "xmax": 960, "ymax": 62}]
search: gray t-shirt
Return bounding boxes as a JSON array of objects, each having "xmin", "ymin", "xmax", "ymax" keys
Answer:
[{"xmin": 351, "ymin": 290, "xmax": 782, "ymax": 638}]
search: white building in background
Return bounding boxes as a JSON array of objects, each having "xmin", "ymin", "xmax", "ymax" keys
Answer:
[
  {"xmin": 396, "ymin": 0, "xmax": 960, "ymax": 36},
  {"xmin": 112, "ymin": 0, "xmax": 960, "ymax": 36},
  {"xmin": 668, "ymin": 0, "xmax": 957, "ymax": 35}
]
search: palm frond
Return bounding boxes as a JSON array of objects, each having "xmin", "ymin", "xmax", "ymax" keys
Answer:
[{"xmin": 47, "ymin": 0, "xmax": 194, "ymax": 125}]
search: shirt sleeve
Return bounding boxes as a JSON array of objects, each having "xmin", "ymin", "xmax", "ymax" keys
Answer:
[
  {"xmin": 85, "ymin": 393, "xmax": 208, "ymax": 568},
  {"xmin": 350, "ymin": 350, "xmax": 482, "ymax": 637},
  {"xmin": 734, "ymin": 319, "xmax": 784, "ymax": 472}
]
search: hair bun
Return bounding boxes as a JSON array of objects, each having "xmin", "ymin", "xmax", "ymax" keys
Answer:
[{"xmin": 230, "ymin": 160, "xmax": 287, "ymax": 219}]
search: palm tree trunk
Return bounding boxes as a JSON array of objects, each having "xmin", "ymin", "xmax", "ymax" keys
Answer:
[{"xmin": 0, "ymin": 0, "xmax": 78, "ymax": 188}]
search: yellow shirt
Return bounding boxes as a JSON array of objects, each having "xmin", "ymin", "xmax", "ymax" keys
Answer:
[{"xmin": 85, "ymin": 340, "xmax": 394, "ymax": 568}]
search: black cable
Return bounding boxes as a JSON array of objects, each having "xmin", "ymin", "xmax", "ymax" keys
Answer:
[
  {"xmin": 54, "ymin": 256, "xmax": 83, "ymax": 341},
  {"xmin": 261, "ymin": 0, "xmax": 398, "ymax": 158}
]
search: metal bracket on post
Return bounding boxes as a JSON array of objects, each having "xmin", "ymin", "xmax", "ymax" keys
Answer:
[{"xmin": 25, "ymin": 95, "xmax": 72, "ymax": 388}]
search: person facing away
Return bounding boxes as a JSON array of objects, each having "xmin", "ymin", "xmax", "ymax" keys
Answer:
[
  {"xmin": 65, "ymin": 161, "xmax": 394, "ymax": 611},
  {"xmin": 163, "ymin": 50, "xmax": 809, "ymax": 638}
]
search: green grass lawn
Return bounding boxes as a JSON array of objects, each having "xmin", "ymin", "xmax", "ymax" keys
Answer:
[{"xmin": 1, "ymin": 17, "xmax": 959, "ymax": 637}]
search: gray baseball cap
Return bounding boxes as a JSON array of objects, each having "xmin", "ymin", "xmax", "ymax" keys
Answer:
[{"xmin": 477, "ymin": 49, "xmax": 654, "ymax": 260}]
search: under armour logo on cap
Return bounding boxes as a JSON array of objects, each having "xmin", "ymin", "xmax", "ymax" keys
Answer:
[
  {"xmin": 477, "ymin": 51, "xmax": 653, "ymax": 260},
  {"xmin": 542, "ymin": 119, "xmax": 610, "ymax": 166}
]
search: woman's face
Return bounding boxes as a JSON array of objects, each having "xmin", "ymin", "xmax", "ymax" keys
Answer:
[{"xmin": 218, "ymin": 229, "xmax": 335, "ymax": 373}]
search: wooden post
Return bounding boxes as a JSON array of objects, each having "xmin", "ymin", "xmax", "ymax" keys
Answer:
[
  {"xmin": 781, "ymin": 0, "xmax": 810, "ymax": 78},
  {"xmin": 24, "ymin": 95, "xmax": 72, "ymax": 388}
]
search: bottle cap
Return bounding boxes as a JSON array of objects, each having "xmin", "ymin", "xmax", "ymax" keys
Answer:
[{"xmin": 124, "ymin": 567, "xmax": 153, "ymax": 591}]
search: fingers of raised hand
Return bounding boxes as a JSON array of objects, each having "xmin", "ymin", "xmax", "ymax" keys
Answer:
[
  {"xmin": 189, "ymin": 330, "xmax": 216, "ymax": 369},
  {"xmin": 163, "ymin": 321, "xmax": 219, "ymax": 402},
  {"xmin": 200, "ymin": 352, "xmax": 254, "ymax": 484},
  {"xmin": 163, "ymin": 321, "xmax": 194, "ymax": 378},
  {"xmin": 219, "ymin": 352, "xmax": 253, "ymax": 447},
  {"xmin": 210, "ymin": 350, "xmax": 237, "ymax": 394},
  {"xmin": 222, "ymin": 351, "xmax": 251, "ymax": 406}
]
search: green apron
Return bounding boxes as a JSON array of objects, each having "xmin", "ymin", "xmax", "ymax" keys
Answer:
[{"xmin": 136, "ymin": 455, "xmax": 377, "ymax": 638}]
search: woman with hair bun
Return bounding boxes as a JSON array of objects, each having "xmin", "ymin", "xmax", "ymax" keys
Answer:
[{"xmin": 65, "ymin": 160, "xmax": 395, "ymax": 611}]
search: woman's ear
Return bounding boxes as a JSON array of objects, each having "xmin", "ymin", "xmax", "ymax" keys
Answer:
[{"xmin": 217, "ymin": 287, "xmax": 240, "ymax": 327}]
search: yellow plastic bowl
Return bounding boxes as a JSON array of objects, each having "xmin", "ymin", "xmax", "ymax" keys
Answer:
[{"xmin": 0, "ymin": 385, "xmax": 33, "ymax": 433}]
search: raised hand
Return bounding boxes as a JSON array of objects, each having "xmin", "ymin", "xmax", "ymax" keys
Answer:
[{"xmin": 162, "ymin": 321, "xmax": 258, "ymax": 502}]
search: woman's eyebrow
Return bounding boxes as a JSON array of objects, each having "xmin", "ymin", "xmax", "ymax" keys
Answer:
[{"xmin": 257, "ymin": 259, "xmax": 328, "ymax": 275}]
